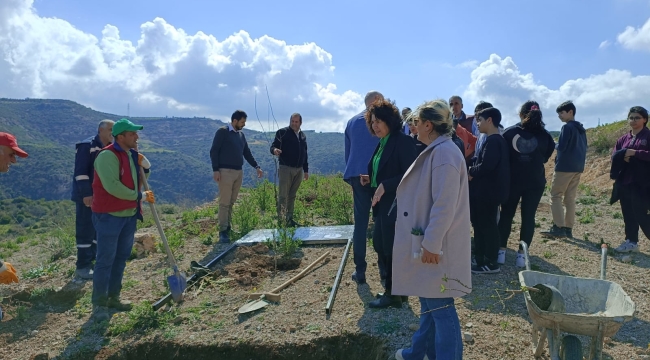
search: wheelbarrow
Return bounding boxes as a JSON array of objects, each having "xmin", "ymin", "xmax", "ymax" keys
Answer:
[{"xmin": 518, "ymin": 241, "xmax": 635, "ymax": 360}]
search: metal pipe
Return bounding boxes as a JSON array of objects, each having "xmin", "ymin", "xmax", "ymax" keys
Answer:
[
  {"xmin": 152, "ymin": 243, "xmax": 239, "ymax": 310},
  {"xmin": 520, "ymin": 241, "xmax": 531, "ymax": 271},
  {"xmin": 325, "ymin": 238, "xmax": 352, "ymax": 315},
  {"xmin": 600, "ymin": 244, "xmax": 608, "ymax": 280}
]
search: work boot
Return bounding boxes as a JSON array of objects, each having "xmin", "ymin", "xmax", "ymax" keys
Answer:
[
  {"xmin": 219, "ymin": 230, "xmax": 230, "ymax": 244},
  {"xmin": 91, "ymin": 305, "xmax": 110, "ymax": 322},
  {"xmin": 562, "ymin": 227, "xmax": 573, "ymax": 239},
  {"xmin": 75, "ymin": 267, "xmax": 94, "ymax": 280},
  {"xmin": 375, "ymin": 292, "xmax": 408, "ymax": 303},
  {"xmin": 369, "ymin": 293, "xmax": 402, "ymax": 309},
  {"xmin": 107, "ymin": 297, "xmax": 133, "ymax": 311},
  {"xmin": 540, "ymin": 224, "xmax": 566, "ymax": 238}
]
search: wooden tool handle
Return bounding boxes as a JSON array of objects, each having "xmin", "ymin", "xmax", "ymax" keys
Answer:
[{"xmin": 270, "ymin": 251, "xmax": 330, "ymax": 294}]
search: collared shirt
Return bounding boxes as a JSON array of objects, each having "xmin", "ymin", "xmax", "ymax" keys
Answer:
[
  {"xmin": 371, "ymin": 134, "xmax": 391, "ymax": 187},
  {"xmin": 228, "ymin": 124, "xmax": 240, "ymax": 133}
]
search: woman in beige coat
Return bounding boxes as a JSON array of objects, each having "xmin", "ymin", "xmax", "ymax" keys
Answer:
[{"xmin": 392, "ymin": 99, "xmax": 471, "ymax": 360}]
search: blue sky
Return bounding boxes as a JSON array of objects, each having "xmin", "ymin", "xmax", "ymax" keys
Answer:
[{"xmin": 2, "ymin": 0, "xmax": 650, "ymax": 131}]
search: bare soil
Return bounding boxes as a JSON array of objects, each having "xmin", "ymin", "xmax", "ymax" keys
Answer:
[{"xmin": 1, "ymin": 152, "xmax": 650, "ymax": 359}]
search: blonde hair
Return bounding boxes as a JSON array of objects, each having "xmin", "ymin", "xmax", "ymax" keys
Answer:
[{"xmin": 411, "ymin": 99, "xmax": 454, "ymax": 136}]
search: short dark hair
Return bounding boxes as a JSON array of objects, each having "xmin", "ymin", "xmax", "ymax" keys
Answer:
[
  {"xmin": 629, "ymin": 106, "xmax": 649, "ymax": 127},
  {"xmin": 476, "ymin": 107, "xmax": 502, "ymax": 127},
  {"xmin": 556, "ymin": 101, "xmax": 576, "ymax": 115},
  {"xmin": 474, "ymin": 101, "xmax": 493, "ymax": 113},
  {"xmin": 231, "ymin": 110, "xmax": 247, "ymax": 122},
  {"xmin": 364, "ymin": 98, "xmax": 403, "ymax": 135},
  {"xmin": 290, "ymin": 113, "xmax": 302, "ymax": 122}
]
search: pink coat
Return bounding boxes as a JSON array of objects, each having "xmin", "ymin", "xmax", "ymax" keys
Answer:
[{"xmin": 391, "ymin": 136, "xmax": 472, "ymax": 298}]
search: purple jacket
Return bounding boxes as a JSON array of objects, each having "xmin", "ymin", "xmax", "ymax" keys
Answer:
[{"xmin": 613, "ymin": 127, "xmax": 650, "ymax": 186}]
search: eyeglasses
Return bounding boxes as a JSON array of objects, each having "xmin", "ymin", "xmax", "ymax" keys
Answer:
[{"xmin": 629, "ymin": 116, "xmax": 643, "ymax": 121}]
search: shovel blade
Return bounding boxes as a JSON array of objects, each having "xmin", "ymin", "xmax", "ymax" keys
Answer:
[
  {"xmin": 238, "ymin": 299, "xmax": 268, "ymax": 314},
  {"xmin": 168, "ymin": 272, "xmax": 187, "ymax": 303}
]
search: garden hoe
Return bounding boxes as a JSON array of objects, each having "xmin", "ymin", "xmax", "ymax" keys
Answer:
[
  {"xmin": 140, "ymin": 168, "xmax": 187, "ymax": 303},
  {"xmin": 238, "ymin": 250, "xmax": 330, "ymax": 314}
]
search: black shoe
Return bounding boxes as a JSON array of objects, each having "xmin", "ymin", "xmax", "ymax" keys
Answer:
[
  {"xmin": 540, "ymin": 224, "xmax": 566, "ymax": 238},
  {"xmin": 219, "ymin": 231, "xmax": 230, "ymax": 243},
  {"xmin": 351, "ymin": 271, "xmax": 366, "ymax": 284},
  {"xmin": 471, "ymin": 262, "xmax": 500, "ymax": 274},
  {"xmin": 375, "ymin": 292, "xmax": 408, "ymax": 303},
  {"xmin": 562, "ymin": 227, "xmax": 573, "ymax": 239},
  {"xmin": 369, "ymin": 294, "xmax": 402, "ymax": 309}
]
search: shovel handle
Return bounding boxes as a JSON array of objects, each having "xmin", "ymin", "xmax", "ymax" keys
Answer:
[
  {"xmin": 139, "ymin": 167, "xmax": 179, "ymax": 272},
  {"xmin": 269, "ymin": 251, "xmax": 330, "ymax": 294}
]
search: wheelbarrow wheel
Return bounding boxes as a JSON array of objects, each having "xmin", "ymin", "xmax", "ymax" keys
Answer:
[{"xmin": 559, "ymin": 335, "xmax": 582, "ymax": 360}]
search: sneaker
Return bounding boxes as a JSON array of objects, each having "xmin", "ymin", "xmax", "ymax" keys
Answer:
[
  {"xmin": 540, "ymin": 224, "xmax": 566, "ymax": 238},
  {"xmin": 75, "ymin": 267, "xmax": 94, "ymax": 280},
  {"xmin": 106, "ymin": 297, "xmax": 133, "ymax": 311},
  {"xmin": 562, "ymin": 227, "xmax": 573, "ymax": 239},
  {"xmin": 516, "ymin": 253, "xmax": 526, "ymax": 268},
  {"xmin": 615, "ymin": 239, "xmax": 639, "ymax": 253},
  {"xmin": 219, "ymin": 231, "xmax": 230, "ymax": 244},
  {"xmin": 471, "ymin": 263, "xmax": 500, "ymax": 274},
  {"xmin": 396, "ymin": 349, "xmax": 430, "ymax": 360},
  {"xmin": 351, "ymin": 271, "xmax": 366, "ymax": 285},
  {"xmin": 91, "ymin": 305, "xmax": 110, "ymax": 322},
  {"xmin": 497, "ymin": 249, "xmax": 506, "ymax": 265}
]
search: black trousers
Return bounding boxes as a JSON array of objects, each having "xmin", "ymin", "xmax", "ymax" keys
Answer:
[
  {"xmin": 470, "ymin": 197, "xmax": 500, "ymax": 266},
  {"xmin": 372, "ymin": 195, "xmax": 397, "ymax": 293},
  {"xmin": 498, "ymin": 186, "xmax": 545, "ymax": 250},
  {"xmin": 619, "ymin": 184, "xmax": 650, "ymax": 243}
]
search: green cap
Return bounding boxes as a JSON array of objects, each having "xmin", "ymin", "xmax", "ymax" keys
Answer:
[{"xmin": 112, "ymin": 118, "xmax": 144, "ymax": 136}]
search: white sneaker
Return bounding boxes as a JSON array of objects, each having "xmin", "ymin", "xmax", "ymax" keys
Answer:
[
  {"xmin": 516, "ymin": 253, "xmax": 526, "ymax": 268},
  {"xmin": 615, "ymin": 239, "xmax": 639, "ymax": 253},
  {"xmin": 497, "ymin": 249, "xmax": 506, "ymax": 264},
  {"xmin": 395, "ymin": 349, "xmax": 429, "ymax": 360}
]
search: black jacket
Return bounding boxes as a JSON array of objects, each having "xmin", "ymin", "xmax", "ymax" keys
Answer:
[
  {"xmin": 270, "ymin": 126, "xmax": 308, "ymax": 172},
  {"xmin": 367, "ymin": 132, "xmax": 417, "ymax": 215},
  {"xmin": 469, "ymin": 134, "xmax": 510, "ymax": 204},
  {"xmin": 210, "ymin": 126, "xmax": 259, "ymax": 171},
  {"xmin": 502, "ymin": 123, "xmax": 555, "ymax": 190},
  {"xmin": 412, "ymin": 135, "xmax": 463, "ymax": 157}
]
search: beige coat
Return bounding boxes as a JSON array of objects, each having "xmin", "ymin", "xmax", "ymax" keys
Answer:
[{"xmin": 391, "ymin": 135, "xmax": 472, "ymax": 298}]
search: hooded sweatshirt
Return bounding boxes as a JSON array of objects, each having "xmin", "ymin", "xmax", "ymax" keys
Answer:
[
  {"xmin": 555, "ymin": 120, "xmax": 587, "ymax": 173},
  {"xmin": 502, "ymin": 123, "xmax": 555, "ymax": 190}
]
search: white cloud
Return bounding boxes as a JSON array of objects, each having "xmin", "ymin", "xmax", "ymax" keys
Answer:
[
  {"xmin": 0, "ymin": 0, "xmax": 363, "ymax": 132},
  {"xmin": 617, "ymin": 17, "xmax": 650, "ymax": 51},
  {"xmin": 441, "ymin": 60, "xmax": 479, "ymax": 69},
  {"xmin": 599, "ymin": 40, "xmax": 611, "ymax": 49},
  {"xmin": 463, "ymin": 54, "xmax": 650, "ymax": 130}
]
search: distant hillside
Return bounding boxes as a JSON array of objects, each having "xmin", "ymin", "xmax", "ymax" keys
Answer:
[{"xmin": 0, "ymin": 98, "xmax": 346, "ymax": 205}]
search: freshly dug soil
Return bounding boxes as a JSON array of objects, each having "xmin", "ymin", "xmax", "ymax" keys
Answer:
[{"xmin": 222, "ymin": 244, "xmax": 302, "ymax": 286}]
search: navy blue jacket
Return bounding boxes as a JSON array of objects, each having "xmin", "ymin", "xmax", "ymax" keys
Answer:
[
  {"xmin": 71, "ymin": 135, "xmax": 107, "ymax": 202},
  {"xmin": 555, "ymin": 120, "xmax": 587, "ymax": 173}
]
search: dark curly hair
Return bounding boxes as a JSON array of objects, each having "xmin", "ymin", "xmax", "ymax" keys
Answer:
[
  {"xmin": 364, "ymin": 98, "xmax": 403, "ymax": 136},
  {"xmin": 519, "ymin": 100, "xmax": 546, "ymax": 133}
]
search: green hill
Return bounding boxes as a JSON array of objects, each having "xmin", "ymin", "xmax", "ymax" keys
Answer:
[{"xmin": 0, "ymin": 98, "xmax": 346, "ymax": 205}]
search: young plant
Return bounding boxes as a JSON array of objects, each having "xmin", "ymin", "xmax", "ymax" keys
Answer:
[{"xmin": 411, "ymin": 227, "xmax": 424, "ymax": 236}]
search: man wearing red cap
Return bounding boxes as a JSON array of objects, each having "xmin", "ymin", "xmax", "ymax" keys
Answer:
[{"xmin": 0, "ymin": 132, "xmax": 28, "ymax": 289}]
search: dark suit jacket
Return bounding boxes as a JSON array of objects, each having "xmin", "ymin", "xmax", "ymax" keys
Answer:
[{"xmin": 367, "ymin": 131, "xmax": 417, "ymax": 216}]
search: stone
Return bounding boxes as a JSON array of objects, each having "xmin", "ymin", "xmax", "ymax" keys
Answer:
[
  {"xmin": 465, "ymin": 322, "xmax": 473, "ymax": 328},
  {"xmin": 31, "ymin": 330, "xmax": 38, "ymax": 336},
  {"xmin": 621, "ymin": 255, "xmax": 633, "ymax": 263},
  {"xmin": 408, "ymin": 324, "xmax": 419, "ymax": 331},
  {"xmin": 463, "ymin": 332, "xmax": 474, "ymax": 343},
  {"xmin": 134, "ymin": 233, "xmax": 157, "ymax": 258},
  {"xmin": 314, "ymin": 280, "xmax": 320, "ymax": 284},
  {"xmin": 289, "ymin": 326, "xmax": 297, "ymax": 333}
]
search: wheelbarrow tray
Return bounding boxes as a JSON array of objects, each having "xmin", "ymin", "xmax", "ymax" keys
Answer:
[{"xmin": 518, "ymin": 270, "xmax": 635, "ymax": 338}]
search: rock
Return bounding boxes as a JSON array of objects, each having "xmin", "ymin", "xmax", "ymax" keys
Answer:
[
  {"xmin": 29, "ymin": 354, "xmax": 49, "ymax": 360},
  {"xmin": 289, "ymin": 325, "xmax": 297, "ymax": 333},
  {"xmin": 463, "ymin": 332, "xmax": 474, "ymax": 343},
  {"xmin": 621, "ymin": 255, "xmax": 633, "ymax": 263},
  {"xmin": 134, "ymin": 233, "xmax": 157, "ymax": 258},
  {"xmin": 408, "ymin": 324, "xmax": 419, "ymax": 331},
  {"xmin": 465, "ymin": 322, "xmax": 473, "ymax": 328},
  {"xmin": 172, "ymin": 316, "xmax": 184, "ymax": 325},
  {"xmin": 314, "ymin": 280, "xmax": 320, "ymax": 284},
  {"xmin": 639, "ymin": 356, "xmax": 649, "ymax": 360},
  {"xmin": 31, "ymin": 330, "xmax": 38, "ymax": 336}
]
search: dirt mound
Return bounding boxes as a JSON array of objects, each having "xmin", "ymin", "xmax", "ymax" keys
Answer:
[{"xmin": 222, "ymin": 244, "xmax": 302, "ymax": 286}]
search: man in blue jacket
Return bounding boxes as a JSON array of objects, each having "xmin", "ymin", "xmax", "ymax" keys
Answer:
[
  {"xmin": 71, "ymin": 119, "xmax": 114, "ymax": 279},
  {"xmin": 344, "ymin": 90, "xmax": 383, "ymax": 285}
]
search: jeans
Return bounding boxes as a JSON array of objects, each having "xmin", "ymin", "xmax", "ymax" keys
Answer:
[
  {"xmin": 75, "ymin": 201, "xmax": 97, "ymax": 270},
  {"xmin": 350, "ymin": 177, "xmax": 374, "ymax": 276},
  {"xmin": 498, "ymin": 186, "xmax": 545, "ymax": 250},
  {"xmin": 619, "ymin": 184, "xmax": 650, "ymax": 243},
  {"xmin": 401, "ymin": 297, "xmax": 463, "ymax": 360},
  {"xmin": 470, "ymin": 197, "xmax": 500, "ymax": 265},
  {"xmin": 92, "ymin": 213, "xmax": 137, "ymax": 305}
]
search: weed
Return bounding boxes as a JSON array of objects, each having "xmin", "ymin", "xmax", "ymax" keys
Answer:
[
  {"xmin": 376, "ymin": 319, "xmax": 400, "ymax": 334},
  {"xmin": 200, "ymin": 233, "xmax": 214, "ymax": 246},
  {"xmin": 571, "ymin": 255, "xmax": 588, "ymax": 262},
  {"xmin": 29, "ymin": 287, "xmax": 54, "ymax": 301},
  {"xmin": 613, "ymin": 212, "xmax": 623, "ymax": 219},
  {"xmin": 123, "ymin": 279, "xmax": 139, "ymax": 290},
  {"xmin": 107, "ymin": 301, "xmax": 178, "ymax": 336},
  {"xmin": 265, "ymin": 226, "xmax": 301, "ymax": 258},
  {"xmin": 305, "ymin": 323, "xmax": 321, "ymax": 332},
  {"xmin": 231, "ymin": 195, "xmax": 260, "ymax": 238},
  {"xmin": 579, "ymin": 208, "xmax": 595, "ymax": 224},
  {"xmin": 44, "ymin": 227, "xmax": 76, "ymax": 261},
  {"xmin": 578, "ymin": 196, "xmax": 599, "ymax": 205},
  {"xmin": 578, "ymin": 184, "xmax": 595, "ymax": 197},
  {"xmin": 23, "ymin": 263, "xmax": 60, "ymax": 279},
  {"xmin": 0, "ymin": 240, "xmax": 20, "ymax": 251},
  {"xmin": 543, "ymin": 251, "xmax": 556, "ymax": 259},
  {"xmin": 15, "ymin": 305, "xmax": 30, "ymax": 322}
]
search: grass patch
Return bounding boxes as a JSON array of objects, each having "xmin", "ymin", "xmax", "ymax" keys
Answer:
[
  {"xmin": 578, "ymin": 208, "xmax": 595, "ymax": 224},
  {"xmin": 23, "ymin": 263, "xmax": 61, "ymax": 279},
  {"xmin": 107, "ymin": 301, "xmax": 178, "ymax": 336}
]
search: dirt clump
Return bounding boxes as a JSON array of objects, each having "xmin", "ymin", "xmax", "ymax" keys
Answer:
[{"xmin": 222, "ymin": 244, "xmax": 301, "ymax": 286}]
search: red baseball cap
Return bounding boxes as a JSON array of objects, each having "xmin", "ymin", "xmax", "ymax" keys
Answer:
[{"xmin": 0, "ymin": 132, "xmax": 29, "ymax": 158}]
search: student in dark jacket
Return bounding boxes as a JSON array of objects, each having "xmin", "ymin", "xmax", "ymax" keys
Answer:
[
  {"xmin": 498, "ymin": 101, "xmax": 555, "ymax": 268},
  {"xmin": 270, "ymin": 113, "xmax": 309, "ymax": 226},
  {"xmin": 210, "ymin": 110, "xmax": 264, "ymax": 243},
  {"xmin": 540, "ymin": 100, "xmax": 587, "ymax": 240},
  {"xmin": 360, "ymin": 98, "xmax": 417, "ymax": 308},
  {"xmin": 611, "ymin": 106, "xmax": 650, "ymax": 253},
  {"xmin": 468, "ymin": 107, "xmax": 510, "ymax": 274}
]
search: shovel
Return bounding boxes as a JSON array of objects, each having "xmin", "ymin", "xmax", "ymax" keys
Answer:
[
  {"xmin": 238, "ymin": 250, "xmax": 330, "ymax": 314},
  {"xmin": 139, "ymin": 168, "xmax": 187, "ymax": 303}
]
